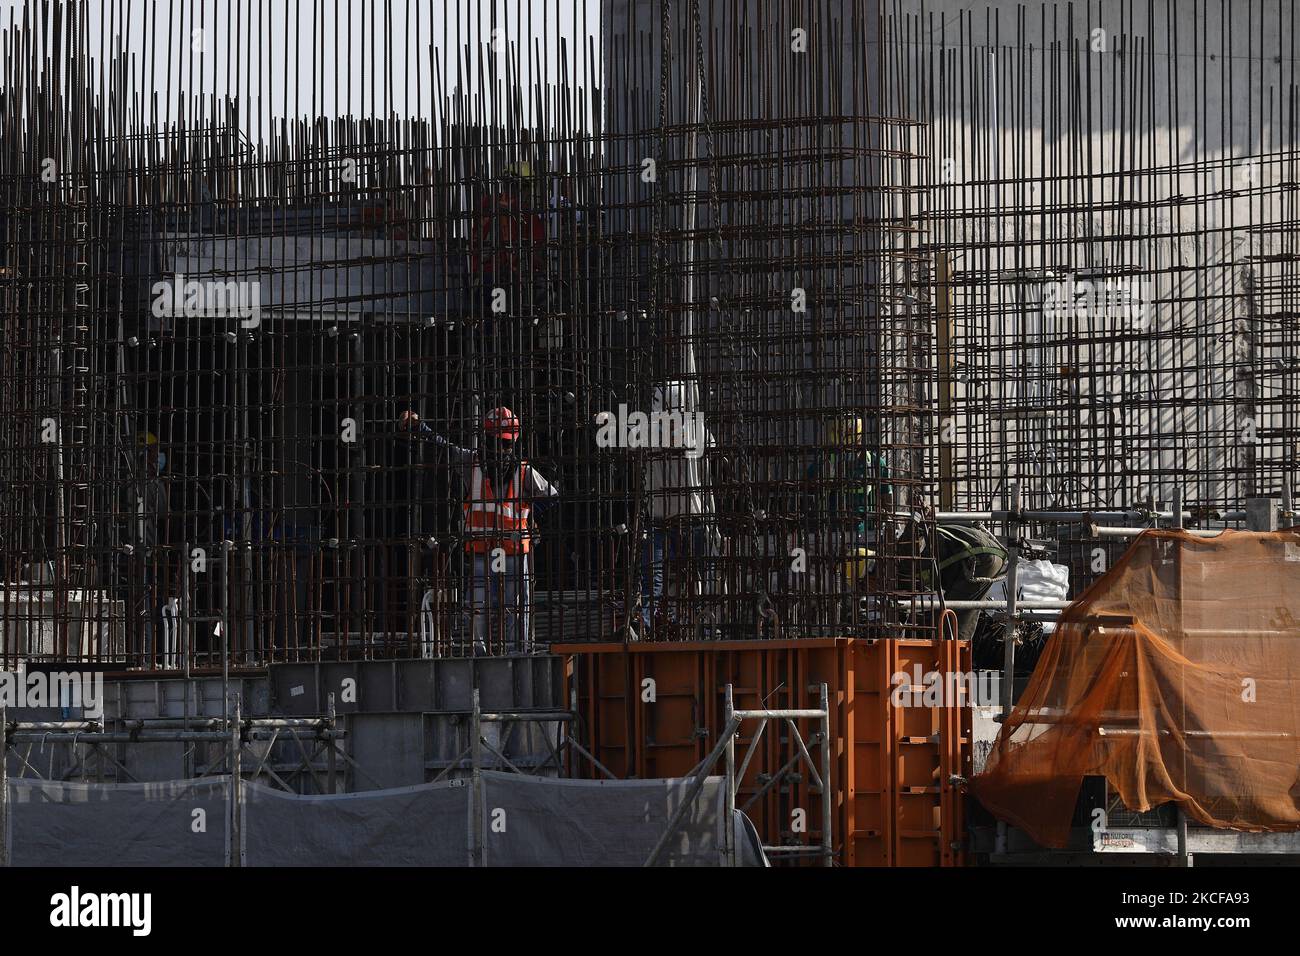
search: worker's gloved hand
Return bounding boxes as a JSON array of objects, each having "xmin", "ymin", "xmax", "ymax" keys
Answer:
[{"xmin": 399, "ymin": 410, "xmax": 421, "ymax": 432}]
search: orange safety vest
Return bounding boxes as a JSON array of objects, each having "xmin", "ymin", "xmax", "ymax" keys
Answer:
[
  {"xmin": 471, "ymin": 193, "xmax": 545, "ymax": 276},
  {"xmin": 463, "ymin": 461, "xmax": 533, "ymax": 554}
]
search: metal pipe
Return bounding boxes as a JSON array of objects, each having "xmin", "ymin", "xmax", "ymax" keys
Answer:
[
  {"xmin": 643, "ymin": 714, "xmax": 742, "ymax": 868},
  {"xmin": 914, "ymin": 599, "xmax": 1068, "ymax": 611},
  {"xmin": 3, "ymin": 733, "xmax": 335, "ymax": 749},
  {"xmin": 1176, "ymin": 809, "xmax": 1193, "ymax": 867},
  {"xmin": 1091, "ymin": 526, "xmax": 1224, "ymax": 538},
  {"xmin": 762, "ymin": 845, "xmax": 830, "ymax": 855},
  {"xmin": 229, "ymin": 690, "xmax": 242, "ymax": 868},
  {"xmin": 1000, "ymin": 481, "xmax": 1020, "ymax": 717},
  {"xmin": 995, "ymin": 481, "xmax": 1020, "ymax": 858},
  {"xmin": 477, "ymin": 711, "xmax": 573, "ymax": 722},
  {"xmin": 936, "ymin": 510, "xmax": 1173, "ymax": 523},
  {"xmin": 471, "ymin": 688, "xmax": 483, "ymax": 867},
  {"xmin": 327, "ymin": 692, "xmax": 338, "ymax": 794},
  {"xmin": 733, "ymin": 717, "xmax": 768, "ymax": 793},
  {"xmin": 116, "ymin": 718, "xmax": 333, "ymax": 730},
  {"xmin": 819, "ymin": 682, "xmax": 832, "ymax": 868},
  {"xmin": 723, "ymin": 684, "xmax": 736, "ymax": 867}
]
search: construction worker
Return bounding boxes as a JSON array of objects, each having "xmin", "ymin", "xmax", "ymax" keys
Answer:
[
  {"xmin": 466, "ymin": 161, "xmax": 547, "ymax": 397},
  {"xmin": 639, "ymin": 382, "xmax": 720, "ymax": 637},
  {"xmin": 126, "ymin": 432, "xmax": 171, "ymax": 662},
  {"xmin": 133, "ymin": 432, "xmax": 169, "ymax": 552},
  {"xmin": 805, "ymin": 415, "xmax": 891, "ymax": 623},
  {"xmin": 469, "ymin": 160, "xmax": 546, "ymax": 317},
  {"xmin": 931, "ymin": 524, "xmax": 1008, "ymax": 641},
  {"xmin": 400, "ymin": 406, "xmax": 558, "ymax": 654}
]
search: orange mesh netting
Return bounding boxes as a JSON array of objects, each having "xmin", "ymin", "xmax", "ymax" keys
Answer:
[{"xmin": 970, "ymin": 529, "xmax": 1300, "ymax": 848}]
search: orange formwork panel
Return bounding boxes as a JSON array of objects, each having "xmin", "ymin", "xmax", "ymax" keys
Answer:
[{"xmin": 554, "ymin": 638, "xmax": 972, "ymax": 866}]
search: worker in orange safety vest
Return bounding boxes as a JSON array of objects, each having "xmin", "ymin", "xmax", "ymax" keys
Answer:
[
  {"xmin": 400, "ymin": 405, "xmax": 559, "ymax": 653},
  {"xmin": 469, "ymin": 161, "xmax": 546, "ymax": 315}
]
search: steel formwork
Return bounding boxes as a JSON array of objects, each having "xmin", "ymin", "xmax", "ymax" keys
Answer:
[
  {"xmin": 559, "ymin": 636, "xmax": 971, "ymax": 866},
  {"xmin": 0, "ymin": 655, "xmax": 567, "ymax": 789}
]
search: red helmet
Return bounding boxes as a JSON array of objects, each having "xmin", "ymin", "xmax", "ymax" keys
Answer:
[{"xmin": 483, "ymin": 406, "xmax": 521, "ymax": 440}]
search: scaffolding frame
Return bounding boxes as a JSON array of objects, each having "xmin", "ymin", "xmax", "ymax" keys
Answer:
[
  {"xmin": 643, "ymin": 681, "xmax": 832, "ymax": 867},
  {"xmin": 0, "ymin": 693, "xmax": 349, "ymax": 867}
]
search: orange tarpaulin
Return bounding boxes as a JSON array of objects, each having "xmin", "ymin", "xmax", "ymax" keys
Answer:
[{"xmin": 971, "ymin": 529, "xmax": 1300, "ymax": 849}]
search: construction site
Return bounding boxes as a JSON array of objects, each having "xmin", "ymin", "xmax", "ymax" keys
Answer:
[{"xmin": 0, "ymin": 0, "xmax": 1298, "ymax": 871}]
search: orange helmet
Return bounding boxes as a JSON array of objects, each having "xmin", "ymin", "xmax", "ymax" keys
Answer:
[{"xmin": 483, "ymin": 406, "xmax": 521, "ymax": 440}]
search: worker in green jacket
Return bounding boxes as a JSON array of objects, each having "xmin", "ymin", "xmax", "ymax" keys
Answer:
[{"xmin": 805, "ymin": 415, "xmax": 892, "ymax": 611}]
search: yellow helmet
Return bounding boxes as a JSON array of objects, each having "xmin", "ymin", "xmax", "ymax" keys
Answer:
[
  {"xmin": 828, "ymin": 415, "xmax": 863, "ymax": 446},
  {"xmin": 503, "ymin": 160, "xmax": 534, "ymax": 181},
  {"xmin": 141, "ymin": 431, "xmax": 166, "ymax": 471}
]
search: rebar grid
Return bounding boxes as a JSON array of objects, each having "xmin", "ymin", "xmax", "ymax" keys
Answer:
[
  {"xmin": 0, "ymin": 0, "xmax": 934, "ymax": 669},
  {"xmin": 8, "ymin": 0, "xmax": 1296, "ymax": 670},
  {"xmin": 898, "ymin": 0, "xmax": 1300, "ymax": 524}
]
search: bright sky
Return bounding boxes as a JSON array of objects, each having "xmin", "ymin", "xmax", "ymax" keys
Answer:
[{"xmin": 0, "ymin": 0, "xmax": 604, "ymax": 131}]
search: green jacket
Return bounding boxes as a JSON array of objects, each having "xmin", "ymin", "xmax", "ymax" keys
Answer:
[{"xmin": 808, "ymin": 452, "xmax": 890, "ymax": 534}]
